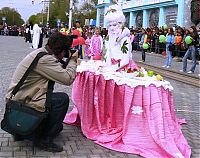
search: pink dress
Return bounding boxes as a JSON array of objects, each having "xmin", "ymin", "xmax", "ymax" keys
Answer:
[
  {"xmin": 90, "ymin": 35, "xmax": 103, "ymax": 57},
  {"xmin": 85, "ymin": 38, "xmax": 91, "ymax": 57}
]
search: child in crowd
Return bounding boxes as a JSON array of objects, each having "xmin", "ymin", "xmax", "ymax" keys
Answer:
[
  {"xmin": 85, "ymin": 32, "xmax": 92, "ymax": 58},
  {"xmin": 90, "ymin": 27, "xmax": 103, "ymax": 59},
  {"xmin": 174, "ymin": 32, "xmax": 182, "ymax": 59}
]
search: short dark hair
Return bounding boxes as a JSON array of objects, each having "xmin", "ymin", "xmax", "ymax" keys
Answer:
[
  {"xmin": 46, "ymin": 33, "xmax": 73, "ymax": 56},
  {"xmin": 75, "ymin": 20, "xmax": 80, "ymax": 24}
]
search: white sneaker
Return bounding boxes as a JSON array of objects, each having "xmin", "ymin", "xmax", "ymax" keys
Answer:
[
  {"xmin": 187, "ymin": 71, "xmax": 193, "ymax": 74},
  {"xmin": 166, "ymin": 66, "xmax": 171, "ymax": 68},
  {"xmin": 179, "ymin": 70, "xmax": 184, "ymax": 72},
  {"xmin": 162, "ymin": 65, "xmax": 167, "ymax": 68}
]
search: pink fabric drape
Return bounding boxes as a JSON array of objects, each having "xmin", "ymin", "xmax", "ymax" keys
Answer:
[{"xmin": 64, "ymin": 71, "xmax": 191, "ymax": 158}]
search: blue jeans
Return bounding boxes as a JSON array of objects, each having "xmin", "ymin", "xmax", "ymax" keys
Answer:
[
  {"xmin": 165, "ymin": 44, "xmax": 172, "ymax": 66},
  {"xmin": 182, "ymin": 45, "xmax": 197, "ymax": 72}
]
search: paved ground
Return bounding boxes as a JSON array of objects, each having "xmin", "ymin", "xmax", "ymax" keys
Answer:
[{"xmin": 0, "ymin": 36, "xmax": 199, "ymax": 158}]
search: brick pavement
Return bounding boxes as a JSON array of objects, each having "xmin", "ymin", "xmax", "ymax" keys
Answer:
[{"xmin": 0, "ymin": 36, "xmax": 199, "ymax": 158}]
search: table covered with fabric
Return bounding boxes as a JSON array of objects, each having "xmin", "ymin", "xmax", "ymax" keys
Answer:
[{"xmin": 64, "ymin": 61, "xmax": 191, "ymax": 158}]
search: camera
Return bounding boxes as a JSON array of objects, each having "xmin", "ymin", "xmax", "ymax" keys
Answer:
[
  {"xmin": 64, "ymin": 34, "xmax": 78, "ymax": 58},
  {"xmin": 64, "ymin": 48, "xmax": 78, "ymax": 58},
  {"xmin": 69, "ymin": 48, "xmax": 78, "ymax": 54}
]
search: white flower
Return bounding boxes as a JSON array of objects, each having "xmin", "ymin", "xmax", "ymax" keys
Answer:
[
  {"xmin": 175, "ymin": 153, "xmax": 184, "ymax": 158},
  {"xmin": 131, "ymin": 106, "xmax": 143, "ymax": 115},
  {"xmin": 94, "ymin": 95, "xmax": 98, "ymax": 106}
]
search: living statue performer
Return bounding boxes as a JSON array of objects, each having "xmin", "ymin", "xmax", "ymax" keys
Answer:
[{"xmin": 104, "ymin": 2, "xmax": 138, "ymax": 71}]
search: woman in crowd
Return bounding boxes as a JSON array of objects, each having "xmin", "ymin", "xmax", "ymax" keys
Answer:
[
  {"xmin": 181, "ymin": 26, "xmax": 199, "ymax": 73},
  {"xmin": 162, "ymin": 28, "xmax": 175, "ymax": 68}
]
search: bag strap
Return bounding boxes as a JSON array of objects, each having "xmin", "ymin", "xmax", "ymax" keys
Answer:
[
  {"xmin": 11, "ymin": 51, "xmax": 55, "ymax": 111},
  {"xmin": 11, "ymin": 52, "xmax": 48, "ymax": 96},
  {"xmin": 45, "ymin": 80, "xmax": 55, "ymax": 111}
]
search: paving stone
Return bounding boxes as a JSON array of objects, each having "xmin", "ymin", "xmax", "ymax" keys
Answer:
[
  {"xmin": 0, "ymin": 151, "xmax": 13, "ymax": 157},
  {"xmin": 1, "ymin": 141, "xmax": 9, "ymax": 147},
  {"xmin": 91, "ymin": 149, "xmax": 105, "ymax": 154},
  {"xmin": 89, "ymin": 155, "xmax": 102, "ymax": 158},
  {"xmin": 0, "ymin": 146, "xmax": 20, "ymax": 151},
  {"xmin": 13, "ymin": 151, "xmax": 27, "ymax": 156}
]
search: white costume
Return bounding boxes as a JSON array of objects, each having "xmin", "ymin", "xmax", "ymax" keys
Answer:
[
  {"xmin": 32, "ymin": 24, "xmax": 41, "ymax": 49},
  {"xmin": 104, "ymin": 3, "xmax": 134, "ymax": 71}
]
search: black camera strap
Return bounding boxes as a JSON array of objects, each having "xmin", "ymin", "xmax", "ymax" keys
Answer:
[{"xmin": 11, "ymin": 52, "xmax": 54, "ymax": 111}]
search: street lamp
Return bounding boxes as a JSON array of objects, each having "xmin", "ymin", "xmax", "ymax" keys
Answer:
[
  {"xmin": 69, "ymin": 0, "xmax": 73, "ymax": 29},
  {"xmin": 41, "ymin": 0, "xmax": 54, "ymax": 26}
]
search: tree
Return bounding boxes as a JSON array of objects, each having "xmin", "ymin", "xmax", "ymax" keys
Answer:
[
  {"xmin": 0, "ymin": 7, "xmax": 24, "ymax": 26},
  {"xmin": 28, "ymin": 13, "xmax": 47, "ymax": 25},
  {"xmin": 49, "ymin": 0, "xmax": 74, "ymax": 27},
  {"xmin": 73, "ymin": 0, "xmax": 98, "ymax": 26}
]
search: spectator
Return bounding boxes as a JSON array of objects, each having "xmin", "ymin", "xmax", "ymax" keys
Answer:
[
  {"xmin": 90, "ymin": 27, "xmax": 103, "ymax": 59},
  {"xmin": 162, "ymin": 28, "xmax": 175, "ymax": 68},
  {"xmin": 139, "ymin": 28, "xmax": 147, "ymax": 62},
  {"xmin": 181, "ymin": 26, "xmax": 199, "ymax": 73},
  {"xmin": 174, "ymin": 32, "xmax": 182, "ymax": 60}
]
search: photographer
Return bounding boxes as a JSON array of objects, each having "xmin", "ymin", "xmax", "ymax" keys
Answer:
[{"xmin": 4, "ymin": 32, "xmax": 79, "ymax": 152}]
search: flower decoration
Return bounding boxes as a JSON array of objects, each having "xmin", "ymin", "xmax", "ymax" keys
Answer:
[
  {"xmin": 175, "ymin": 153, "xmax": 184, "ymax": 158},
  {"xmin": 131, "ymin": 106, "xmax": 143, "ymax": 115},
  {"xmin": 94, "ymin": 95, "xmax": 98, "ymax": 106}
]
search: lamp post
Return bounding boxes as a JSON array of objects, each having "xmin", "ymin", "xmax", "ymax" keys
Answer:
[
  {"xmin": 68, "ymin": 0, "xmax": 73, "ymax": 29},
  {"xmin": 47, "ymin": 0, "xmax": 50, "ymax": 25},
  {"xmin": 41, "ymin": 0, "xmax": 54, "ymax": 26}
]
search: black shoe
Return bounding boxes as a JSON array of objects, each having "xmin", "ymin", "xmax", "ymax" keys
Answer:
[{"xmin": 34, "ymin": 139, "xmax": 63, "ymax": 152}]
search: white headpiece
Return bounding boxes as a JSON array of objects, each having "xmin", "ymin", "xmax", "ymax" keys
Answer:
[{"xmin": 105, "ymin": 3, "xmax": 125, "ymax": 24}]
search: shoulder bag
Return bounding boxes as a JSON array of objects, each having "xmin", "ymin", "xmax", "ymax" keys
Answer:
[{"xmin": 1, "ymin": 52, "xmax": 54, "ymax": 136}]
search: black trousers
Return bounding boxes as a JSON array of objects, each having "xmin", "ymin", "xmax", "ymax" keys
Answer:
[
  {"xmin": 142, "ymin": 49, "xmax": 146, "ymax": 61},
  {"xmin": 41, "ymin": 92, "xmax": 69, "ymax": 140},
  {"xmin": 13, "ymin": 92, "xmax": 69, "ymax": 141}
]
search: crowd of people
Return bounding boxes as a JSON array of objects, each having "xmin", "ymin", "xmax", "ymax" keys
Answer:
[
  {"xmin": 57, "ymin": 23, "xmax": 200, "ymax": 74},
  {"xmin": 1, "ymin": 20, "xmax": 199, "ymax": 74},
  {"xmin": 128, "ymin": 25, "xmax": 200, "ymax": 73}
]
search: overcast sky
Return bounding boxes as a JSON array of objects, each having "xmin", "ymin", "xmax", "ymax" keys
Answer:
[{"xmin": 0, "ymin": 0, "xmax": 43, "ymax": 22}]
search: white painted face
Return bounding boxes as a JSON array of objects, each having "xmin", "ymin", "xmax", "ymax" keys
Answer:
[{"xmin": 108, "ymin": 21, "xmax": 121, "ymax": 35}]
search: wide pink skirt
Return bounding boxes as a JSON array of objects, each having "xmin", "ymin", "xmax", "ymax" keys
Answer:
[{"xmin": 64, "ymin": 71, "xmax": 191, "ymax": 158}]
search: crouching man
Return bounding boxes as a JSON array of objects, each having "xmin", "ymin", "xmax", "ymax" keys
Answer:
[{"xmin": 4, "ymin": 33, "xmax": 79, "ymax": 152}]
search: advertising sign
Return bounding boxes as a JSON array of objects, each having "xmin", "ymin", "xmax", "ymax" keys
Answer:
[{"xmin": 2, "ymin": 17, "xmax": 6, "ymax": 21}]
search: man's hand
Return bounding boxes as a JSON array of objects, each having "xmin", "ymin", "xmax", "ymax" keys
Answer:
[
  {"xmin": 71, "ymin": 50, "xmax": 79, "ymax": 59},
  {"xmin": 70, "ymin": 50, "xmax": 79, "ymax": 63}
]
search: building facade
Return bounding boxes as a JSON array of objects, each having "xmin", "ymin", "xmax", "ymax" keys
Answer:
[{"xmin": 96, "ymin": 0, "xmax": 197, "ymax": 29}]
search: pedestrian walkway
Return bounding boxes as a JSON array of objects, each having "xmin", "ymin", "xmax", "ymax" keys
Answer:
[{"xmin": 132, "ymin": 51, "xmax": 200, "ymax": 77}]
